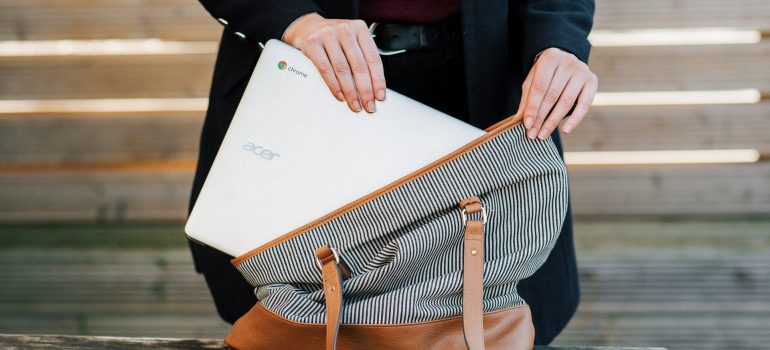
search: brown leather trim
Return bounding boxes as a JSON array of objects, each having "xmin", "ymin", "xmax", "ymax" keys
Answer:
[
  {"xmin": 225, "ymin": 301, "xmax": 534, "ymax": 350},
  {"xmin": 463, "ymin": 219, "xmax": 485, "ymax": 349},
  {"xmin": 483, "ymin": 115, "xmax": 515, "ymax": 133},
  {"xmin": 231, "ymin": 115, "xmax": 522, "ymax": 266}
]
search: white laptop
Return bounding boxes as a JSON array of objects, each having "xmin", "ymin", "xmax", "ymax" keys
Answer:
[{"xmin": 185, "ymin": 39, "xmax": 485, "ymax": 257}]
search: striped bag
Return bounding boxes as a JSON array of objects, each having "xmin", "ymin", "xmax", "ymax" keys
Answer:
[{"xmin": 224, "ymin": 115, "xmax": 569, "ymax": 350}]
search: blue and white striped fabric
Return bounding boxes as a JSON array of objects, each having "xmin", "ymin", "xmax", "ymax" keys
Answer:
[{"xmin": 234, "ymin": 122, "xmax": 569, "ymax": 324}]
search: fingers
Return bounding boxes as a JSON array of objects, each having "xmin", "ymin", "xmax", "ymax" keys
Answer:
[
  {"xmin": 515, "ymin": 65, "xmax": 535, "ymax": 121},
  {"xmin": 522, "ymin": 55, "xmax": 559, "ymax": 138},
  {"xmin": 356, "ymin": 25, "xmax": 386, "ymax": 102},
  {"xmin": 323, "ymin": 28, "xmax": 363, "ymax": 112},
  {"xmin": 517, "ymin": 48, "xmax": 599, "ymax": 140},
  {"xmin": 300, "ymin": 34, "xmax": 344, "ymax": 102},
  {"xmin": 562, "ymin": 73, "xmax": 598, "ymax": 134},
  {"xmin": 286, "ymin": 16, "xmax": 385, "ymax": 113},
  {"xmin": 533, "ymin": 64, "xmax": 571, "ymax": 138},
  {"xmin": 338, "ymin": 20, "xmax": 377, "ymax": 113},
  {"xmin": 536, "ymin": 75, "xmax": 582, "ymax": 139}
]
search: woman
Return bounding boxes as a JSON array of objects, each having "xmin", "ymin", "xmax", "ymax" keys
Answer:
[{"xmin": 189, "ymin": 0, "xmax": 597, "ymax": 344}]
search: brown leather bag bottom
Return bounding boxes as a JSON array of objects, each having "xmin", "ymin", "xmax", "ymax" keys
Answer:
[{"xmin": 225, "ymin": 302, "xmax": 535, "ymax": 350}]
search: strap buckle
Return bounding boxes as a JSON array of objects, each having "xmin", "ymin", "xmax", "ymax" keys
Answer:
[
  {"xmin": 315, "ymin": 246, "xmax": 341, "ymax": 270},
  {"xmin": 369, "ymin": 22, "xmax": 408, "ymax": 56},
  {"xmin": 461, "ymin": 206, "xmax": 488, "ymax": 225},
  {"xmin": 459, "ymin": 196, "xmax": 488, "ymax": 226}
]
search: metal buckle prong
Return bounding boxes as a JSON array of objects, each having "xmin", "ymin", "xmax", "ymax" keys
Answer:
[
  {"xmin": 315, "ymin": 246, "xmax": 341, "ymax": 270},
  {"xmin": 369, "ymin": 22, "xmax": 408, "ymax": 56}
]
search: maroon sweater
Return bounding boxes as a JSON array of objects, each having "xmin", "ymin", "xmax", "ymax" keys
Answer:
[{"xmin": 359, "ymin": 0, "xmax": 461, "ymax": 23}]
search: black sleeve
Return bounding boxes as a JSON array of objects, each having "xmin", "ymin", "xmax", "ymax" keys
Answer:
[
  {"xmin": 518, "ymin": 0, "xmax": 595, "ymax": 68},
  {"xmin": 197, "ymin": 0, "xmax": 324, "ymax": 47}
]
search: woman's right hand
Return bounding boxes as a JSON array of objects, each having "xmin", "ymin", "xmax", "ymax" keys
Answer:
[{"xmin": 282, "ymin": 12, "xmax": 386, "ymax": 113}]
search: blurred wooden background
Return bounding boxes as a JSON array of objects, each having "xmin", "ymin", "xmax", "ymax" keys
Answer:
[{"xmin": 0, "ymin": 1, "xmax": 768, "ymax": 349}]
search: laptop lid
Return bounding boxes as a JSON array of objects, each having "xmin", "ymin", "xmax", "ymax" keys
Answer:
[{"xmin": 185, "ymin": 39, "xmax": 486, "ymax": 257}]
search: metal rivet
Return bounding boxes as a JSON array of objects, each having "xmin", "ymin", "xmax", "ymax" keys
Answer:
[
  {"xmin": 234, "ymin": 31, "xmax": 246, "ymax": 40},
  {"xmin": 217, "ymin": 18, "xmax": 229, "ymax": 26},
  {"xmin": 471, "ymin": 249, "xmax": 478, "ymax": 256}
]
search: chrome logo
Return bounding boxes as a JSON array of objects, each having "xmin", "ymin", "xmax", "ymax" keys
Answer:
[{"xmin": 277, "ymin": 60, "xmax": 308, "ymax": 78}]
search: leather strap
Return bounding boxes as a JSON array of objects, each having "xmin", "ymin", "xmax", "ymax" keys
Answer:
[
  {"xmin": 460, "ymin": 196, "xmax": 486, "ymax": 350},
  {"xmin": 314, "ymin": 195, "xmax": 486, "ymax": 350},
  {"xmin": 315, "ymin": 245, "xmax": 345, "ymax": 350}
]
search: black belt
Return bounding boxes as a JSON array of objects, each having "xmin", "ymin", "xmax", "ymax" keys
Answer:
[{"xmin": 368, "ymin": 14, "xmax": 462, "ymax": 54}]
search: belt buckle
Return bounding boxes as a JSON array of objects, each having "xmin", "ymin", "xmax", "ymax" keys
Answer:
[{"xmin": 369, "ymin": 22, "xmax": 407, "ymax": 56}]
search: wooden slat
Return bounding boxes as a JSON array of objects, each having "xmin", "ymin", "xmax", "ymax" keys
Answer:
[
  {"xmin": 2, "ymin": 0, "xmax": 769, "ymax": 41},
  {"xmin": 0, "ymin": 54, "xmax": 215, "ymax": 99},
  {"xmin": 0, "ymin": 0, "xmax": 220, "ymax": 41},
  {"xmin": 589, "ymin": 41, "xmax": 770, "ymax": 92},
  {"xmin": 594, "ymin": 0, "xmax": 770, "ymax": 31},
  {"xmin": 0, "ymin": 161, "xmax": 768, "ymax": 222},
  {"xmin": 572, "ymin": 219, "xmax": 770, "ymax": 253},
  {"xmin": 0, "ymin": 102, "xmax": 766, "ymax": 167},
  {"xmin": 0, "ymin": 252, "xmax": 213, "ymax": 314},
  {"xmin": 0, "ymin": 103, "xmax": 766, "ymax": 167},
  {"xmin": 0, "ymin": 249, "xmax": 228, "ymax": 338},
  {"xmin": 554, "ymin": 252, "xmax": 770, "ymax": 349},
  {"xmin": 2, "ymin": 36, "xmax": 768, "ymax": 100},
  {"xmin": 0, "ymin": 250, "xmax": 215, "ymax": 314},
  {"xmin": 569, "ymin": 162, "xmax": 770, "ymax": 216},
  {"xmin": 0, "ymin": 113, "xmax": 203, "ymax": 165},
  {"xmin": 0, "ymin": 168, "xmax": 194, "ymax": 223},
  {"xmin": 563, "ymin": 103, "xmax": 770, "ymax": 153}
]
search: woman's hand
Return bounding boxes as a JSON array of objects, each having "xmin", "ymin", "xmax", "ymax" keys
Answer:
[
  {"xmin": 515, "ymin": 47, "xmax": 598, "ymax": 139},
  {"xmin": 283, "ymin": 12, "xmax": 386, "ymax": 113}
]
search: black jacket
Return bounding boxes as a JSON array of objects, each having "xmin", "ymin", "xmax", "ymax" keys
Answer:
[{"xmin": 189, "ymin": 0, "xmax": 594, "ymax": 344}]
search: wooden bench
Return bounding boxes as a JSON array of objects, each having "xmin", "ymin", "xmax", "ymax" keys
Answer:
[{"xmin": 0, "ymin": 334, "xmax": 668, "ymax": 350}]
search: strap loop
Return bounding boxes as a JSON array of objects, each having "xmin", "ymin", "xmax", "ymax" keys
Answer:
[
  {"xmin": 315, "ymin": 245, "xmax": 345, "ymax": 350},
  {"xmin": 460, "ymin": 196, "xmax": 486, "ymax": 350}
]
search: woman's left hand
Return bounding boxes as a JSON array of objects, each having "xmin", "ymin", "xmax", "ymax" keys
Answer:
[{"xmin": 514, "ymin": 47, "xmax": 598, "ymax": 139}]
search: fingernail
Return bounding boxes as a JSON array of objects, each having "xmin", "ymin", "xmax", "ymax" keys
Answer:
[
  {"xmin": 336, "ymin": 92, "xmax": 344, "ymax": 101},
  {"xmin": 528, "ymin": 129, "xmax": 538, "ymax": 139},
  {"xmin": 352, "ymin": 99, "xmax": 361, "ymax": 112},
  {"xmin": 524, "ymin": 117, "xmax": 533, "ymax": 128},
  {"xmin": 538, "ymin": 129, "xmax": 549, "ymax": 139},
  {"xmin": 376, "ymin": 89, "xmax": 385, "ymax": 101},
  {"xmin": 563, "ymin": 123, "xmax": 573, "ymax": 133},
  {"xmin": 367, "ymin": 101, "xmax": 376, "ymax": 113}
]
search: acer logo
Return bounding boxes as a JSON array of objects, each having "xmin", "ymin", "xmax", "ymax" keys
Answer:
[{"xmin": 243, "ymin": 142, "xmax": 280, "ymax": 161}]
